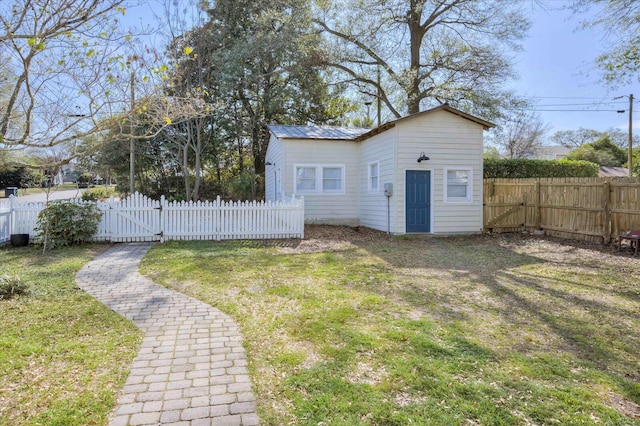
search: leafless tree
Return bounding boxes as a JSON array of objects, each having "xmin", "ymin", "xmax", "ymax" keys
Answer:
[
  {"xmin": 314, "ymin": 0, "xmax": 530, "ymax": 118},
  {"xmin": 551, "ymin": 128, "xmax": 603, "ymax": 149},
  {"xmin": 0, "ymin": 0, "xmax": 128, "ymax": 157},
  {"xmin": 157, "ymin": 0, "xmax": 211, "ymax": 200},
  {"xmin": 551, "ymin": 127, "xmax": 640, "ymax": 149},
  {"xmin": 490, "ymin": 112, "xmax": 550, "ymax": 159},
  {"xmin": 0, "ymin": 0, "xmax": 215, "ymax": 197}
]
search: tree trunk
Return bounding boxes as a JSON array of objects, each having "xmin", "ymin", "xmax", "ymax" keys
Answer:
[
  {"xmin": 183, "ymin": 143, "xmax": 190, "ymax": 200},
  {"xmin": 192, "ymin": 119, "xmax": 203, "ymax": 201},
  {"xmin": 407, "ymin": 0, "xmax": 425, "ymax": 115}
]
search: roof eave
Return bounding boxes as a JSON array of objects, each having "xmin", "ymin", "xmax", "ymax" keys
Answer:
[
  {"xmin": 439, "ymin": 105, "xmax": 496, "ymax": 130},
  {"xmin": 355, "ymin": 105, "xmax": 496, "ymax": 141},
  {"xmin": 276, "ymin": 136, "xmax": 360, "ymax": 141}
]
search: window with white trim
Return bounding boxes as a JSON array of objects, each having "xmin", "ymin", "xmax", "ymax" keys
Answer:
[
  {"xmin": 295, "ymin": 165, "xmax": 345, "ymax": 194},
  {"xmin": 323, "ymin": 167, "xmax": 342, "ymax": 191},
  {"xmin": 444, "ymin": 168, "xmax": 472, "ymax": 202},
  {"xmin": 296, "ymin": 167, "xmax": 316, "ymax": 191},
  {"xmin": 368, "ymin": 161, "xmax": 379, "ymax": 192}
]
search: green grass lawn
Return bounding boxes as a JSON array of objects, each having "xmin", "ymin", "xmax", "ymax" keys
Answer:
[
  {"xmin": 0, "ymin": 184, "xmax": 79, "ymax": 197},
  {"xmin": 0, "ymin": 184, "xmax": 118, "ymax": 198},
  {"xmin": 140, "ymin": 227, "xmax": 640, "ymax": 425},
  {"xmin": 0, "ymin": 245, "xmax": 141, "ymax": 425}
]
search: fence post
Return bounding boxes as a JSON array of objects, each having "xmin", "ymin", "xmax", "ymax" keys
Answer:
[
  {"xmin": 300, "ymin": 196, "xmax": 305, "ymax": 239},
  {"xmin": 160, "ymin": 195, "xmax": 166, "ymax": 243},
  {"xmin": 108, "ymin": 195, "xmax": 116, "ymax": 242},
  {"xmin": 216, "ymin": 196, "xmax": 221, "ymax": 241},
  {"xmin": 603, "ymin": 180, "xmax": 611, "ymax": 244},
  {"xmin": 534, "ymin": 180, "xmax": 541, "ymax": 229},
  {"xmin": 9, "ymin": 195, "xmax": 14, "ymax": 235}
]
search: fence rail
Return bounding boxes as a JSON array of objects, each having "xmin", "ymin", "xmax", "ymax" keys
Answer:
[
  {"xmin": 0, "ymin": 193, "xmax": 305, "ymax": 244},
  {"xmin": 484, "ymin": 177, "xmax": 640, "ymax": 243}
]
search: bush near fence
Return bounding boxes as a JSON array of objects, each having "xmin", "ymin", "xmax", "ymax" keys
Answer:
[
  {"xmin": 484, "ymin": 177, "xmax": 640, "ymax": 243},
  {"xmin": 484, "ymin": 158, "xmax": 599, "ymax": 178}
]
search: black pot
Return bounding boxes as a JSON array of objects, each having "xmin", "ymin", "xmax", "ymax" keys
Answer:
[{"xmin": 10, "ymin": 234, "xmax": 29, "ymax": 247}]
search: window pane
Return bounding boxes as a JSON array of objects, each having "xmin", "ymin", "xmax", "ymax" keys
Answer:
[
  {"xmin": 322, "ymin": 167, "xmax": 342, "ymax": 191},
  {"xmin": 297, "ymin": 167, "xmax": 316, "ymax": 180},
  {"xmin": 323, "ymin": 167, "xmax": 341, "ymax": 179},
  {"xmin": 446, "ymin": 169, "xmax": 470, "ymax": 199},
  {"xmin": 370, "ymin": 163, "xmax": 378, "ymax": 177},
  {"xmin": 323, "ymin": 179, "xmax": 341, "ymax": 190},
  {"xmin": 369, "ymin": 163, "xmax": 378, "ymax": 191},
  {"xmin": 296, "ymin": 167, "xmax": 316, "ymax": 191},
  {"xmin": 447, "ymin": 170, "xmax": 468, "ymax": 185},
  {"xmin": 447, "ymin": 184, "xmax": 467, "ymax": 198}
]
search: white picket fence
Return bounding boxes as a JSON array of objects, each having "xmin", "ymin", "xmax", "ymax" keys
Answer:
[
  {"xmin": 0, "ymin": 199, "xmax": 11, "ymax": 243},
  {"xmin": 0, "ymin": 192, "xmax": 305, "ymax": 244}
]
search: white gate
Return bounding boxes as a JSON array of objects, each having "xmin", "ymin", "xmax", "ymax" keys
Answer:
[{"xmin": 101, "ymin": 193, "xmax": 162, "ymax": 242}]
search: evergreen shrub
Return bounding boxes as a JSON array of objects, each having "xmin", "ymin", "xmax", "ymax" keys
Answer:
[
  {"xmin": 484, "ymin": 159, "xmax": 599, "ymax": 178},
  {"xmin": 35, "ymin": 201, "xmax": 102, "ymax": 249}
]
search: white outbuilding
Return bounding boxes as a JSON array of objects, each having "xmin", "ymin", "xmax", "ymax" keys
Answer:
[{"xmin": 265, "ymin": 104, "xmax": 494, "ymax": 234}]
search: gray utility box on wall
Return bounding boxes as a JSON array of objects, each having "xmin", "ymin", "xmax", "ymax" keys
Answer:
[{"xmin": 384, "ymin": 183, "xmax": 393, "ymax": 197}]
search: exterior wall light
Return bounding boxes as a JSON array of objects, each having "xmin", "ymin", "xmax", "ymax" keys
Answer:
[{"xmin": 417, "ymin": 152, "xmax": 430, "ymax": 163}]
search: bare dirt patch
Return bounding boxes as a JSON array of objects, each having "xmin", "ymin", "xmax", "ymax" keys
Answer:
[
  {"xmin": 278, "ymin": 225, "xmax": 387, "ymax": 253},
  {"xmin": 608, "ymin": 391, "xmax": 640, "ymax": 418}
]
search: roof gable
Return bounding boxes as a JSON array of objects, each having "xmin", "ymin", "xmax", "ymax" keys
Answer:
[{"xmin": 267, "ymin": 104, "xmax": 495, "ymax": 142}]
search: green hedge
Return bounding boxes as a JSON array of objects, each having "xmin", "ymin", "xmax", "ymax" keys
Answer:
[
  {"xmin": 81, "ymin": 186, "xmax": 115, "ymax": 201},
  {"xmin": 484, "ymin": 159, "xmax": 599, "ymax": 178}
]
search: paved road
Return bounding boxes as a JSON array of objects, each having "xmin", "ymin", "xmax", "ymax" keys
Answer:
[
  {"xmin": 4, "ymin": 188, "xmax": 85, "ymax": 203},
  {"xmin": 76, "ymin": 243, "xmax": 260, "ymax": 426}
]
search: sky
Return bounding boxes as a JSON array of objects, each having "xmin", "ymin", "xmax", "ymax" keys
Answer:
[
  {"xmin": 123, "ymin": 1, "xmax": 640, "ymax": 139},
  {"xmin": 511, "ymin": 2, "xmax": 640, "ymax": 135}
]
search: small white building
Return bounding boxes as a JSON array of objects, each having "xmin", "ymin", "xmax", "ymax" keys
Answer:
[
  {"xmin": 532, "ymin": 145, "xmax": 571, "ymax": 160},
  {"xmin": 265, "ymin": 104, "xmax": 495, "ymax": 234}
]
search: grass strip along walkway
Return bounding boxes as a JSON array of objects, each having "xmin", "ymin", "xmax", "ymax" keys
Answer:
[{"xmin": 0, "ymin": 245, "xmax": 140, "ymax": 425}]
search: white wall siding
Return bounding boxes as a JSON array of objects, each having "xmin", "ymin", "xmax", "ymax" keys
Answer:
[
  {"xmin": 265, "ymin": 134, "xmax": 284, "ymax": 202},
  {"xmin": 394, "ymin": 110, "xmax": 484, "ymax": 234},
  {"xmin": 284, "ymin": 139, "xmax": 360, "ymax": 222},
  {"xmin": 358, "ymin": 128, "xmax": 397, "ymax": 232}
]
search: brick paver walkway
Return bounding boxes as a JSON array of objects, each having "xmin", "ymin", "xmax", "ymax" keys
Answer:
[{"xmin": 76, "ymin": 243, "xmax": 259, "ymax": 426}]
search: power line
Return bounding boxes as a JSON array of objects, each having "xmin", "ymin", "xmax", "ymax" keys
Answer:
[
  {"xmin": 535, "ymin": 102, "xmax": 626, "ymax": 107},
  {"xmin": 531, "ymin": 96, "xmax": 637, "ymax": 101},
  {"xmin": 524, "ymin": 109, "xmax": 629, "ymax": 112}
]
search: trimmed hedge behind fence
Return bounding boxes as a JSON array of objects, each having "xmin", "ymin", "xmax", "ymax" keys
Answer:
[{"xmin": 484, "ymin": 159, "xmax": 599, "ymax": 179}]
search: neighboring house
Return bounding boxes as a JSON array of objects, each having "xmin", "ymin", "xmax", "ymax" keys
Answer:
[
  {"xmin": 61, "ymin": 165, "xmax": 79, "ymax": 183},
  {"xmin": 532, "ymin": 145, "xmax": 571, "ymax": 160},
  {"xmin": 265, "ymin": 104, "xmax": 495, "ymax": 234}
]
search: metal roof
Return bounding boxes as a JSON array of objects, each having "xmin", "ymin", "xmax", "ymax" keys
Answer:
[
  {"xmin": 599, "ymin": 166, "xmax": 629, "ymax": 177},
  {"xmin": 267, "ymin": 124, "xmax": 370, "ymax": 140},
  {"xmin": 267, "ymin": 104, "xmax": 496, "ymax": 142}
]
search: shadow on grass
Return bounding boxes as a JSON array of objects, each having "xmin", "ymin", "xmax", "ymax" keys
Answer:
[
  {"xmin": 142, "ymin": 228, "xmax": 640, "ymax": 423},
  {"xmin": 348, "ymin": 231, "xmax": 640, "ymax": 402}
]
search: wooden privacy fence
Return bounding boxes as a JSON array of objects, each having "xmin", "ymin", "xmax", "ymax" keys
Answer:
[
  {"xmin": 0, "ymin": 192, "xmax": 305, "ymax": 244},
  {"xmin": 484, "ymin": 177, "xmax": 640, "ymax": 243}
]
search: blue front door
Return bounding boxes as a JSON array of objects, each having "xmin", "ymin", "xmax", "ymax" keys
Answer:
[{"xmin": 406, "ymin": 170, "xmax": 431, "ymax": 233}]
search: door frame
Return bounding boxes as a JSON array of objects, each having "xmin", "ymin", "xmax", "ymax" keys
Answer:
[{"xmin": 405, "ymin": 169, "xmax": 433, "ymax": 233}]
